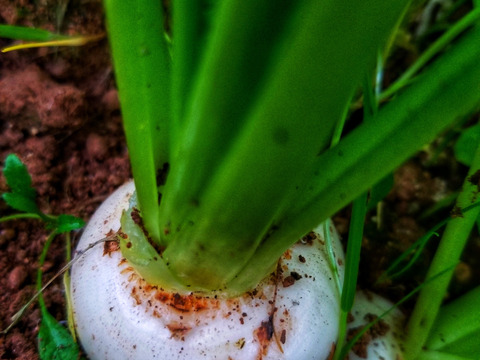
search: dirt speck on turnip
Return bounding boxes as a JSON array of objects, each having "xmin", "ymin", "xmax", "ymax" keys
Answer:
[
  {"xmin": 103, "ymin": 240, "xmax": 120, "ymax": 256},
  {"xmin": 300, "ymin": 232, "xmax": 316, "ymax": 245}
]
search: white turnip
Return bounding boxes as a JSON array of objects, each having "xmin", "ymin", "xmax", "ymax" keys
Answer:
[{"xmin": 71, "ymin": 181, "xmax": 353, "ymax": 359}]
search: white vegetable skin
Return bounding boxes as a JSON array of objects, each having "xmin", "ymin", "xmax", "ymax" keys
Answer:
[
  {"xmin": 347, "ymin": 291, "xmax": 405, "ymax": 360},
  {"xmin": 71, "ymin": 181, "xmax": 346, "ymax": 359}
]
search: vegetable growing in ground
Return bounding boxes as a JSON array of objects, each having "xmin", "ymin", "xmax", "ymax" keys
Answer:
[
  {"xmin": 72, "ymin": 181, "xmax": 347, "ymax": 359},
  {"xmin": 3, "ymin": 0, "xmax": 480, "ymax": 359},
  {"xmin": 0, "ymin": 154, "xmax": 85, "ymax": 358},
  {"xmin": 70, "ymin": 0, "xmax": 480, "ymax": 359}
]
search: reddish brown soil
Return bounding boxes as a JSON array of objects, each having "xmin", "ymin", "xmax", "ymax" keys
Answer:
[
  {"xmin": 0, "ymin": 2, "xmax": 479, "ymax": 360},
  {"xmin": 0, "ymin": 2, "xmax": 130, "ymax": 359}
]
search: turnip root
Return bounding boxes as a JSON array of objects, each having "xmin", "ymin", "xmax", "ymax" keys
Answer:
[
  {"xmin": 70, "ymin": 182, "xmax": 403, "ymax": 359},
  {"xmin": 347, "ymin": 291, "xmax": 405, "ymax": 360}
]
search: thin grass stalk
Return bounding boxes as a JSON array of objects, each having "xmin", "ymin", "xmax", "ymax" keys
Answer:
[
  {"xmin": 380, "ymin": 8, "xmax": 480, "ymax": 100},
  {"xmin": 403, "ymin": 143, "xmax": 480, "ymax": 358},
  {"xmin": 334, "ymin": 75, "xmax": 377, "ymax": 360},
  {"xmin": 334, "ymin": 192, "xmax": 367, "ymax": 360}
]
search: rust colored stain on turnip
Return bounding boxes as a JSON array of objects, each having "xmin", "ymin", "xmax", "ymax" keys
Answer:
[
  {"xmin": 103, "ymin": 239, "xmax": 120, "ymax": 256},
  {"xmin": 154, "ymin": 291, "xmax": 216, "ymax": 313},
  {"xmin": 282, "ymin": 276, "xmax": 295, "ymax": 288},
  {"xmin": 166, "ymin": 322, "xmax": 191, "ymax": 340},
  {"xmin": 300, "ymin": 231, "xmax": 316, "ymax": 245},
  {"xmin": 118, "ymin": 262, "xmax": 222, "ymax": 314},
  {"xmin": 115, "ymin": 248, "xmax": 292, "ymax": 352},
  {"xmin": 254, "ymin": 315, "xmax": 275, "ymax": 359}
]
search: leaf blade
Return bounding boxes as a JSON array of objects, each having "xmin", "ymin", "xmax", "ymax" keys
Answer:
[
  {"xmin": 2, "ymin": 154, "xmax": 41, "ymax": 214},
  {"xmin": 3, "ymin": 154, "xmax": 36, "ymax": 199},
  {"xmin": 38, "ymin": 308, "xmax": 80, "ymax": 360},
  {"xmin": 2, "ymin": 192, "xmax": 40, "ymax": 214},
  {"xmin": 54, "ymin": 215, "xmax": 85, "ymax": 234}
]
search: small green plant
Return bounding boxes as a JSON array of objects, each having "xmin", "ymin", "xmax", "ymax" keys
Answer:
[
  {"xmin": 1, "ymin": 154, "xmax": 84, "ymax": 231},
  {"xmin": 0, "ymin": 154, "xmax": 84, "ymax": 359}
]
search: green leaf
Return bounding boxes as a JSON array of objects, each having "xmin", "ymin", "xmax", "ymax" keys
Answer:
[
  {"xmin": 454, "ymin": 124, "xmax": 480, "ymax": 166},
  {"xmin": 104, "ymin": 0, "xmax": 171, "ymax": 243},
  {"xmin": 38, "ymin": 308, "xmax": 80, "ymax": 360},
  {"xmin": 0, "ymin": 24, "xmax": 67, "ymax": 42},
  {"xmin": 2, "ymin": 192, "xmax": 40, "ymax": 214},
  {"xmin": 54, "ymin": 215, "xmax": 85, "ymax": 233},
  {"xmin": 3, "ymin": 154, "xmax": 36, "ymax": 198},
  {"xmin": 2, "ymin": 154, "xmax": 40, "ymax": 214},
  {"xmin": 1, "ymin": 154, "xmax": 84, "ymax": 233}
]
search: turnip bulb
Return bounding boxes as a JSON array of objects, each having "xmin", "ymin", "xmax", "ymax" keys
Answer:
[
  {"xmin": 70, "ymin": 181, "xmax": 403, "ymax": 359},
  {"xmin": 347, "ymin": 291, "xmax": 405, "ymax": 360}
]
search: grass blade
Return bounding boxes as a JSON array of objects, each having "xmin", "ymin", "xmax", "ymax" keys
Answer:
[
  {"xmin": 1, "ymin": 34, "xmax": 104, "ymax": 53},
  {"xmin": 380, "ymin": 8, "xmax": 480, "ymax": 100}
]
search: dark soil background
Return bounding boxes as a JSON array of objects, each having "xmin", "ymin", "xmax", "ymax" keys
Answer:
[
  {"xmin": 0, "ymin": 1, "xmax": 130, "ymax": 358},
  {"xmin": 0, "ymin": 1, "xmax": 479, "ymax": 359}
]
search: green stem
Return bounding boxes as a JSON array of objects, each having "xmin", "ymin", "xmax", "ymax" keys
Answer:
[
  {"xmin": 36, "ymin": 231, "xmax": 57, "ymax": 310},
  {"xmin": 403, "ymin": 143, "xmax": 480, "ymax": 359},
  {"xmin": 380, "ymin": 8, "xmax": 480, "ymax": 100},
  {"xmin": 0, "ymin": 213, "xmax": 43, "ymax": 222},
  {"xmin": 170, "ymin": 0, "xmax": 213, "ymax": 147},
  {"xmin": 335, "ymin": 74, "xmax": 376, "ymax": 360},
  {"xmin": 63, "ymin": 232, "xmax": 76, "ymax": 341},
  {"xmin": 334, "ymin": 192, "xmax": 368, "ymax": 360},
  {"xmin": 161, "ymin": 0, "xmax": 302, "ymax": 236},
  {"xmin": 156, "ymin": 0, "xmax": 410, "ymax": 294},
  {"xmin": 103, "ymin": 0, "xmax": 171, "ymax": 243},
  {"xmin": 323, "ymin": 220, "xmax": 342, "ymax": 295},
  {"xmin": 379, "ymin": 201, "xmax": 480, "ymax": 283}
]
